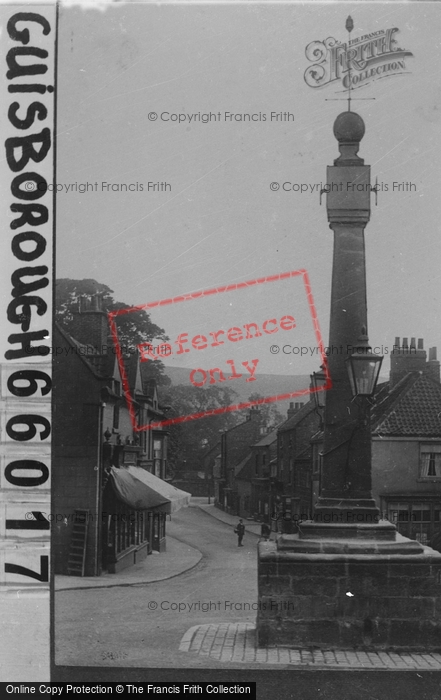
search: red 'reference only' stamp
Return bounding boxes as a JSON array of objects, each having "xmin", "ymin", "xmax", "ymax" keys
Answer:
[{"xmin": 107, "ymin": 269, "xmax": 330, "ymax": 431}]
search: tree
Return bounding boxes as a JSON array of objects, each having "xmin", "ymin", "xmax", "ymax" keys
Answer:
[
  {"xmin": 160, "ymin": 384, "xmax": 240, "ymax": 475},
  {"xmin": 243, "ymin": 393, "xmax": 285, "ymax": 428},
  {"xmin": 55, "ymin": 278, "xmax": 170, "ymax": 385}
]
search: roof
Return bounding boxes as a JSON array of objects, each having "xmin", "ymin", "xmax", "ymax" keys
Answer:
[
  {"xmin": 277, "ymin": 400, "xmax": 316, "ymax": 434},
  {"xmin": 311, "ymin": 372, "xmax": 441, "ymax": 441},
  {"xmin": 372, "ymin": 371, "xmax": 441, "ymax": 437},
  {"xmin": 202, "ymin": 442, "xmax": 221, "ymax": 460},
  {"xmin": 252, "ymin": 426, "xmax": 280, "ymax": 447},
  {"xmin": 222, "ymin": 413, "xmax": 262, "ymax": 436},
  {"xmin": 296, "ymin": 444, "xmax": 312, "ymax": 460},
  {"xmin": 55, "ymin": 322, "xmax": 114, "ymax": 379},
  {"xmin": 235, "ymin": 453, "xmax": 254, "ymax": 480}
]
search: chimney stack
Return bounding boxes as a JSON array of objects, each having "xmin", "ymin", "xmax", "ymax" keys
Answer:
[
  {"xmin": 69, "ymin": 293, "xmax": 108, "ymax": 353},
  {"xmin": 249, "ymin": 406, "xmax": 261, "ymax": 421},
  {"xmin": 390, "ymin": 336, "xmax": 427, "ymax": 388},
  {"xmin": 287, "ymin": 401, "xmax": 304, "ymax": 418},
  {"xmin": 425, "ymin": 347, "xmax": 440, "ymax": 384}
]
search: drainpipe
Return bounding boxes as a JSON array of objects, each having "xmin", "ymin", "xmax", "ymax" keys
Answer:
[{"xmin": 94, "ymin": 401, "xmax": 104, "ymax": 576}]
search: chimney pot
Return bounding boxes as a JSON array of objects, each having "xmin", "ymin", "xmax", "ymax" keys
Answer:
[
  {"xmin": 403, "ymin": 337, "xmax": 408, "ymax": 348},
  {"xmin": 394, "ymin": 337, "xmax": 400, "ymax": 348},
  {"xmin": 289, "ymin": 402, "xmax": 294, "ymax": 409},
  {"xmin": 410, "ymin": 337, "xmax": 416, "ymax": 349},
  {"xmin": 418, "ymin": 338, "xmax": 424, "ymax": 349}
]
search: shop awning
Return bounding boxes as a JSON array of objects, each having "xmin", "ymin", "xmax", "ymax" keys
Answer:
[
  {"xmin": 127, "ymin": 466, "xmax": 191, "ymax": 513},
  {"xmin": 109, "ymin": 466, "xmax": 191, "ymax": 513}
]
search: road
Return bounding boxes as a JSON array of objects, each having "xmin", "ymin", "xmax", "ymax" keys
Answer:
[
  {"xmin": 55, "ymin": 504, "xmax": 259, "ymax": 668},
  {"xmin": 55, "ymin": 505, "xmax": 441, "ymax": 699}
]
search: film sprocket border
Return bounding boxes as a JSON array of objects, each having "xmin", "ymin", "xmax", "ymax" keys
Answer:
[{"xmin": 108, "ymin": 269, "xmax": 331, "ymax": 431}]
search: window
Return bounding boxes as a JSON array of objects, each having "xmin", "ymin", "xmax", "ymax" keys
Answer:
[
  {"xmin": 420, "ymin": 445, "xmax": 441, "ymax": 478},
  {"xmin": 387, "ymin": 500, "xmax": 441, "ymax": 544},
  {"xmin": 255, "ymin": 454, "xmax": 259, "ymax": 475},
  {"xmin": 153, "ymin": 439, "xmax": 162, "ymax": 459},
  {"xmin": 113, "ymin": 403, "xmax": 119, "ymax": 429},
  {"xmin": 388, "ymin": 503, "xmax": 410, "ymax": 523},
  {"xmin": 412, "ymin": 504, "xmax": 431, "ymax": 522}
]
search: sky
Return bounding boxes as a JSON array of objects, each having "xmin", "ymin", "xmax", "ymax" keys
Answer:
[{"xmin": 55, "ymin": 1, "xmax": 441, "ymax": 381}]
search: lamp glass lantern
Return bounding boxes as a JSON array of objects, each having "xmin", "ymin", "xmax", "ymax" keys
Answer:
[
  {"xmin": 311, "ymin": 366, "xmax": 327, "ymax": 409},
  {"xmin": 346, "ymin": 333, "xmax": 383, "ymax": 397}
]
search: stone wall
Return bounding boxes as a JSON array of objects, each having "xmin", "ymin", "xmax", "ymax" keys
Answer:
[{"xmin": 257, "ymin": 541, "xmax": 441, "ymax": 650}]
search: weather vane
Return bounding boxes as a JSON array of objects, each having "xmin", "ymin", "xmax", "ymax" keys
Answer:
[
  {"xmin": 345, "ymin": 15, "xmax": 354, "ymax": 111},
  {"xmin": 325, "ymin": 16, "xmax": 375, "ymax": 110}
]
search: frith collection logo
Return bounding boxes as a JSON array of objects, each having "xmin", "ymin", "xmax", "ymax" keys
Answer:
[{"xmin": 304, "ymin": 20, "xmax": 413, "ymax": 91}]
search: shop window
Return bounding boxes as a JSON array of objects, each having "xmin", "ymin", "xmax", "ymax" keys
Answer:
[
  {"xmin": 387, "ymin": 501, "xmax": 440, "ymax": 544},
  {"xmin": 412, "ymin": 504, "xmax": 431, "ymax": 522},
  {"xmin": 388, "ymin": 503, "xmax": 409, "ymax": 523}
]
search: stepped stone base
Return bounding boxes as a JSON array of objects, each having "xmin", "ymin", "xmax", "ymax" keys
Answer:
[{"xmin": 257, "ymin": 527, "xmax": 441, "ymax": 651}]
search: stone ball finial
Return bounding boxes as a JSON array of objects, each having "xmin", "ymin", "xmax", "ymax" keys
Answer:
[{"xmin": 333, "ymin": 111, "xmax": 365, "ymax": 143}]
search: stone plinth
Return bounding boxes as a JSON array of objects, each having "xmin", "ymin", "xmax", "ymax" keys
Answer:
[{"xmin": 257, "ymin": 530, "xmax": 441, "ymax": 651}]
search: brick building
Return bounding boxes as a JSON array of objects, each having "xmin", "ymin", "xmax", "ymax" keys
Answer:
[{"xmin": 53, "ymin": 295, "xmax": 187, "ymax": 576}]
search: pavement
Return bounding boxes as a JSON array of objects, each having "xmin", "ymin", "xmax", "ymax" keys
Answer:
[
  {"xmin": 180, "ymin": 622, "xmax": 441, "ymax": 670},
  {"xmin": 54, "ymin": 535, "xmax": 202, "ymax": 591},
  {"xmin": 192, "ymin": 498, "xmax": 264, "ymax": 537},
  {"xmin": 54, "ymin": 498, "xmax": 257, "ymax": 591}
]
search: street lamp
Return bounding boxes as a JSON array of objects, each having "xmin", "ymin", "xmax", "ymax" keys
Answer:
[
  {"xmin": 346, "ymin": 328, "xmax": 383, "ymax": 397},
  {"xmin": 310, "ymin": 365, "xmax": 327, "ymax": 410}
]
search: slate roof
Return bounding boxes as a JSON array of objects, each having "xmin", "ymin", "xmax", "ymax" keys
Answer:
[{"xmin": 372, "ymin": 371, "xmax": 441, "ymax": 438}]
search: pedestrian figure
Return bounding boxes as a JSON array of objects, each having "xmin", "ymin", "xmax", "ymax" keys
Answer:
[{"xmin": 234, "ymin": 519, "xmax": 245, "ymax": 546}]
